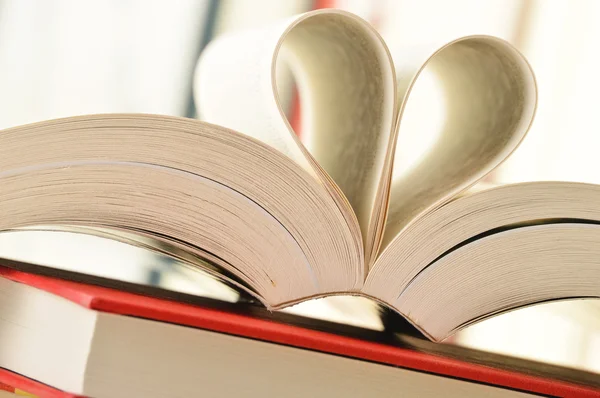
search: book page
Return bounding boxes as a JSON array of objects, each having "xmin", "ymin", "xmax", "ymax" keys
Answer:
[
  {"xmin": 195, "ymin": 17, "xmax": 312, "ymax": 170},
  {"xmin": 378, "ymin": 36, "xmax": 537, "ymax": 253},
  {"xmin": 195, "ymin": 10, "xmax": 397, "ymax": 260},
  {"xmin": 0, "ymin": 113, "xmax": 368, "ymax": 305}
]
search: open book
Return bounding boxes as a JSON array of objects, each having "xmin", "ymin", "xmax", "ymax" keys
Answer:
[{"xmin": 1, "ymin": 9, "xmax": 599, "ymax": 342}]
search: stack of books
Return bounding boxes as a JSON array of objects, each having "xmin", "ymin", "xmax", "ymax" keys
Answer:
[
  {"xmin": 1, "ymin": 261, "xmax": 599, "ymax": 397},
  {"xmin": 0, "ymin": 9, "xmax": 599, "ymax": 397}
]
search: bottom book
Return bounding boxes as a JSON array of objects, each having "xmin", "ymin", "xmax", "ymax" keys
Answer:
[{"xmin": 0, "ymin": 262, "xmax": 598, "ymax": 398}]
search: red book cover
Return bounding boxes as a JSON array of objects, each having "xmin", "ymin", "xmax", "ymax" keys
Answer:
[{"xmin": 0, "ymin": 264, "xmax": 599, "ymax": 398}]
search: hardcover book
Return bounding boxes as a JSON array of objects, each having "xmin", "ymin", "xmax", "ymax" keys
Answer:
[{"xmin": 1, "ymin": 264, "xmax": 599, "ymax": 397}]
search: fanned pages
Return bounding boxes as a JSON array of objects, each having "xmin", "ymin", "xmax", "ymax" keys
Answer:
[
  {"xmin": 0, "ymin": 116, "xmax": 363, "ymax": 304},
  {"xmin": 0, "ymin": 9, "xmax": 599, "ymax": 341}
]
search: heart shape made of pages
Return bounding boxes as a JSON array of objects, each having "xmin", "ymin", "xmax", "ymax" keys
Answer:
[{"xmin": 195, "ymin": 9, "xmax": 537, "ymax": 269}]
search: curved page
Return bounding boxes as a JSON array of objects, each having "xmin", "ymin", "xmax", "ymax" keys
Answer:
[
  {"xmin": 195, "ymin": 10, "xmax": 397, "ymax": 261},
  {"xmin": 367, "ymin": 182, "xmax": 600, "ymax": 295},
  {"xmin": 0, "ymin": 115, "xmax": 363, "ymax": 305},
  {"xmin": 397, "ymin": 223, "xmax": 600, "ymax": 341},
  {"xmin": 379, "ymin": 36, "xmax": 537, "ymax": 253}
]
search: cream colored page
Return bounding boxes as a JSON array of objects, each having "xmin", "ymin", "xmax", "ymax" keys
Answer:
[
  {"xmin": 195, "ymin": 17, "xmax": 310, "ymax": 169},
  {"xmin": 378, "ymin": 36, "xmax": 537, "ymax": 252},
  {"xmin": 195, "ymin": 10, "xmax": 397, "ymax": 253}
]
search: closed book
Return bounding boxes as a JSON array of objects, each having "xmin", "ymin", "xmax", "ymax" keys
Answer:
[{"xmin": 0, "ymin": 264, "xmax": 598, "ymax": 398}]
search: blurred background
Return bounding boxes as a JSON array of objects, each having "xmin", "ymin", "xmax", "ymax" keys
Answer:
[{"xmin": 0, "ymin": 0, "xmax": 599, "ymax": 375}]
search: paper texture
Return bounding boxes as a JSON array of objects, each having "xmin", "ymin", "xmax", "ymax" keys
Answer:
[{"xmin": 196, "ymin": 10, "xmax": 537, "ymax": 266}]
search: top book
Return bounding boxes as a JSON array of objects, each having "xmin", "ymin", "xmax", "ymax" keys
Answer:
[{"xmin": 0, "ymin": 9, "xmax": 598, "ymax": 341}]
